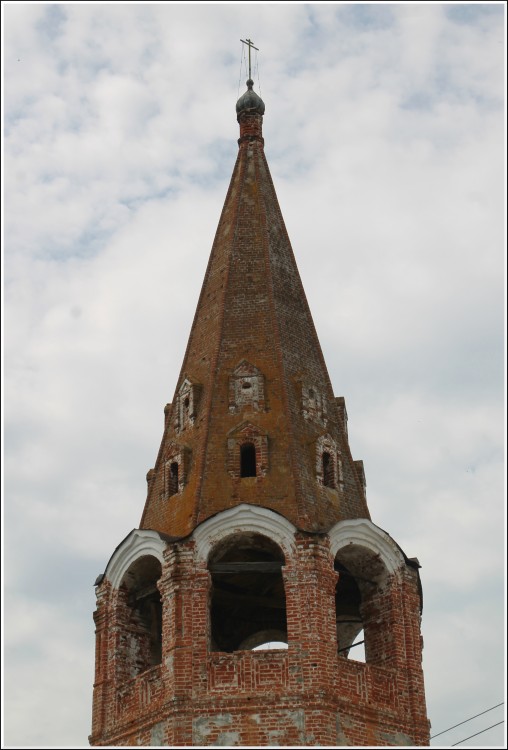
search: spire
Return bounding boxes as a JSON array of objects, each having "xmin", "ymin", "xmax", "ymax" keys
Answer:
[{"xmin": 140, "ymin": 80, "xmax": 370, "ymax": 538}]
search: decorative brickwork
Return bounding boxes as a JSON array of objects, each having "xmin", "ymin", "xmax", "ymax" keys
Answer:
[
  {"xmin": 229, "ymin": 360, "xmax": 266, "ymax": 413},
  {"xmin": 173, "ymin": 378, "xmax": 201, "ymax": 433},
  {"xmin": 335, "ymin": 395, "xmax": 349, "ymax": 439},
  {"xmin": 301, "ymin": 382, "xmax": 327, "ymax": 425},
  {"xmin": 227, "ymin": 422, "xmax": 268, "ymax": 479},
  {"xmin": 90, "ymin": 78, "xmax": 429, "ymax": 746},
  {"xmin": 162, "ymin": 442, "xmax": 189, "ymax": 497},
  {"xmin": 316, "ymin": 433, "xmax": 343, "ymax": 491}
]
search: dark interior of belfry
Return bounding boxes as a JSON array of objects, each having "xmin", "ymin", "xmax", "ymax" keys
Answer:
[{"xmin": 208, "ymin": 532, "xmax": 287, "ymax": 652}]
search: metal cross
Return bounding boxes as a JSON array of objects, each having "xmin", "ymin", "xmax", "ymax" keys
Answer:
[{"xmin": 240, "ymin": 38, "xmax": 259, "ymax": 80}]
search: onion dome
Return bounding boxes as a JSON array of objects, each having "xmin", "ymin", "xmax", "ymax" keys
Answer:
[{"xmin": 236, "ymin": 79, "xmax": 265, "ymax": 115}]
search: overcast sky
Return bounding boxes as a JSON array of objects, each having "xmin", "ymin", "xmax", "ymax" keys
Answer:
[{"xmin": 2, "ymin": 2, "xmax": 506, "ymax": 748}]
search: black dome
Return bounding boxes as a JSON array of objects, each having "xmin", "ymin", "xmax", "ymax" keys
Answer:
[{"xmin": 236, "ymin": 79, "xmax": 265, "ymax": 115}]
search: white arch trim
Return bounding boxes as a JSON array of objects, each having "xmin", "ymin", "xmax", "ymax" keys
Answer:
[
  {"xmin": 329, "ymin": 518, "xmax": 406, "ymax": 576},
  {"xmin": 193, "ymin": 504, "xmax": 297, "ymax": 563},
  {"xmin": 105, "ymin": 529, "xmax": 168, "ymax": 589}
]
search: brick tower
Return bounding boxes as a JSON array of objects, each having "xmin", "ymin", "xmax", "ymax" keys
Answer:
[{"xmin": 90, "ymin": 77, "xmax": 430, "ymax": 746}]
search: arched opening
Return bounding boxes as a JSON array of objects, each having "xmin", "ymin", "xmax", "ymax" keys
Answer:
[
  {"xmin": 322, "ymin": 451, "xmax": 335, "ymax": 488},
  {"xmin": 169, "ymin": 462, "xmax": 179, "ymax": 495},
  {"xmin": 334, "ymin": 546, "xmax": 388, "ymax": 665},
  {"xmin": 335, "ymin": 560, "xmax": 363, "ymax": 658},
  {"xmin": 240, "ymin": 442, "xmax": 257, "ymax": 478},
  {"xmin": 118, "ymin": 555, "xmax": 163, "ymax": 677},
  {"xmin": 208, "ymin": 533, "xmax": 287, "ymax": 652}
]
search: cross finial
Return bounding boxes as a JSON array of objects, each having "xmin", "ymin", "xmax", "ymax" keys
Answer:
[{"xmin": 240, "ymin": 38, "xmax": 259, "ymax": 81}]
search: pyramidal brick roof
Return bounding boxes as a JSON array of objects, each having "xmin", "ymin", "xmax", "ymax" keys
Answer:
[{"xmin": 140, "ymin": 81, "xmax": 370, "ymax": 537}]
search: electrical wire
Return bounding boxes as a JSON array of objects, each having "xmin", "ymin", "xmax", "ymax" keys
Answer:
[
  {"xmin": 430, "ymin": 702, "xmax": 504, "ymax": 739},
  {"xmin": 238, "ymin": 44, "xmax": 246, "ymax": 98},
  {"xmin": 451, "ymin": 720, "xmax": 504, "ymax": 746},
  {"xmin": 255, "ymin": 55, "xmax": 261, "ymax": 98}
]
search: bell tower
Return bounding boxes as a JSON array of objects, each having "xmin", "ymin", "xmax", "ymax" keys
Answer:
[{"xmin": 90, "ymin": 72, "xmax": 430, "ymax": 747}]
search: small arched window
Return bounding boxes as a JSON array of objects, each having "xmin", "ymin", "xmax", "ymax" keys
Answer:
[
  {"xmin": 322, "ymin": 451, "xmax": 335, "ymax": 488},
  {"xmin": 240, "ymin": 443, "xmax": 257, "ymax": 477}
]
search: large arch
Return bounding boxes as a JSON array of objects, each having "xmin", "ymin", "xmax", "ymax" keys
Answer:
[
  {"xmin": 192, "ymin": 503, "xmax": 297, "ymax": 564},
  {"xmin": 330, "ymin": 518, "xmax": 407, "ymax": 666},
  {"xmin": 329, "ymin": 518, "xmax": 406, "ymax": 580},
  {"xmin": 104, "ymin": 529, "xmax": 168, "ymax": 589}
]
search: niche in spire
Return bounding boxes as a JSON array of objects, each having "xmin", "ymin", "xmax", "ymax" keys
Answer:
[
  {"xmin": 227, "ymin": 422, "xmax": 268, "ymax": 479},
  {"xmin": 316, "ymin": 434, "xmax": 343, "ymax": 490},
  {"xmin": 164, "ymin": 442, "xmax": 190, "ymax": 497},
  {"xmin": 229, "ymin": 360, "xmax": 265, "ymax": 414},
  {"xmin": 299, "ymin": 381, "xmax": 327, "ymax": 425},
  {"xmin": 174, "ymin": 377, "xmax": 201, "ymax": 433}
]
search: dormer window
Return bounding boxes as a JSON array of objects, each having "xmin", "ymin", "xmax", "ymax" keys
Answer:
[
  {"xmin": 240, "ymin": 443, "xmax": 257, "ymax": 477},
  {"xmin": 301, "ymin": 383, "xmax": 327, "ymax": 425},
  {"xmin": 316, "ymin": 434, "xmax": 342, "ymax": 490},
  {"xmin": 169, "ymin": 462, "xmax": 179, "ymax": 495},
  {"xmin": 164, "ymin": 443, "xmax": 190, "ymax": 497},
  {"xmin": 174, "ymin": 378, "xmax": 201, "ymax": 433},
  {"xmin": 322, "ymin": 452, "xmax": 335, "ymax": 488},
  {"xmin": 227, "ymin": 422, "xmax": 268, "ymax": 479}
]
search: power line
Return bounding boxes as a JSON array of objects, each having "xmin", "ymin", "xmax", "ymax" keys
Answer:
[
  {"xmin": 431, "ymin": 702, "xmax": 504, "ymax": 739},
  {"xmin": 451, "ymin": 720, "xmax": 504, "ymax": 746}
]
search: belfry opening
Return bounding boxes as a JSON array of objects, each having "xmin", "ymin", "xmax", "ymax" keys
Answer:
[
  {"xmin": 208, "ymin": 532, "xmax": 287, "ymax": 652},
  {"xmin": 90, "ymin": 53, "xmax": 429, "ymax": 747},
  {"xmin": 117, "ymin": 556, "xmax": 162, "ymax": 678}
]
